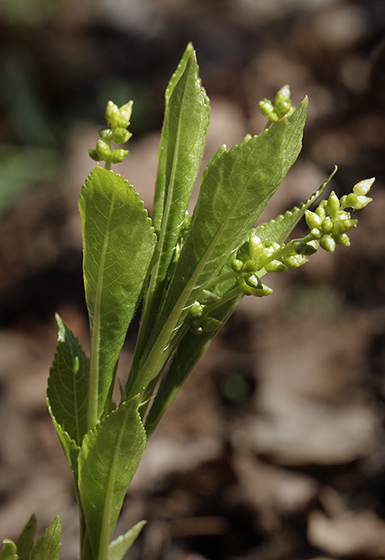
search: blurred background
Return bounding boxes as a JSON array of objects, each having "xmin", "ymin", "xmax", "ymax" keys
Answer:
[{"xmin": 1, "ymin": 0, "xmax": 385, "ymax": 558}]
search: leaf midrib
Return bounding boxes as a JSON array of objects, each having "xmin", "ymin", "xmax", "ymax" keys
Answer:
[
  {"xmin": 87, "ymin": 183, "xmax": 116, "ymax": 430},
  {"xmin": 97, "ymin": 409, "xmax": 129, "ymax": 560}
]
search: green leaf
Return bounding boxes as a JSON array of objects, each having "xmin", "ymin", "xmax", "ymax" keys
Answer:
[
  {"xmin": 128, "ymin": 45, "xmax": 210, "ymax": 390},
  {"xmin": 29, "ymin": 517, "xmax": 61, "ymax": 560},
  {"xmin": 78, "ymin": 397, "xmax": 147, "ymax": 560},
  {"xmin": 165, "ymin": 98, "xmax": 308, "ymax": 316},
  {"xmin": 0, "ymin": 540, "xmax": 17, "ymax": 560},
  {"xmin": 47, "ymin": 404, "xmax": 81, "ymax": 491},
  {"xmin": 145, "ymin": 170, "xmax": 338, "ymax": 429},
  {"xmin": 108, "ymin": 520, "xmax": 146, "ymax": 560},
  {"xmin": 152, "ymin": 42, "xmax": 194, "ymax": 233},
  {"xmin": 47, "ymin": 315, "xmax": 89, "ymax": 446},
  {"xmin": 79, "ymin": 166, "xmax": 156, "ymax": 427},
  {"xmin": 15, "ymin": 514, "xmax": 37, "ymax": 560},
  {"xmin": 154, "ymin": 47, "xmax": 210, "ymax": 288},
  {"xmin": 127, "ymin": 99, "xmax": 308, "ymax": 397},
  {"xmin": 256, "ymin": 166, "xmax": 338, "ymax": 244}
]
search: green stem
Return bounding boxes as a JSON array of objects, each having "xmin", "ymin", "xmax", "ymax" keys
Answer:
[
  {"xmin": 126, "ymin": 274, "xmax": 198, "ymax": 399},
  {"xmin": 203, "ymin": 286, "xmax": 243, "ymax": 315},
  {"xmin": 205, "ymin": 269, "xmax": 238, "ymax": 289}
]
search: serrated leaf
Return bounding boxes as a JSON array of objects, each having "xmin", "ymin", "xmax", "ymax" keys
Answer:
[
  {"xmin": 127, "ymin": 99, "xmax": 308, "ymax": 396},
  {"xmin": 79, "ymin": 166, "xmax": 156, "ymax": 424},
  {"xmin": 155, "ymin": 48, "xmax": 210, "ymax": 287},
  {"xmin": 129, "ymin": 46, "xmax": 210, "ymax": 388},
  {"xmin": 256, "ymin": 167, "xmax": 338, "ymax": 244},
  {"xmin": 108, "ymin": 520, "xmax": 146, "ymax": 560},
  {"xmin": 0, "ymin": 540, "xmax": 17, "ymax": 560},
  {"xmin": 152, "ymin": 42, "xmax": 194, "ymax": 234},
  {"xmin": 78, "ymin": 397, "xmax": 147, "ymax": 560},
  {"xmin": 47, "ymin": 315, "xmax": 89, "ymax": 445},
  {"xmin": 15, "ymin": 514, "xmax": 36, "ymax": 560},
  {"xmin": 47, "ymin": 404, "xmax": 81, "ymax": 491},
  {"xmin": 29, "ymin": 517, "xmax": 61, "ymax": 560},
  {"xmin": 164, "ymin": 99, "xmax": 308, "ymax": 318}
]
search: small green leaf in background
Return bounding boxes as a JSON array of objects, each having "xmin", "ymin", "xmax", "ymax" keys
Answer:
[
  {"xmin": 108, "ymin": 520, "xmax": 146, "ymax": 560},
  {"xmin": 78, "ymin": 396, "xmax": 147, "ymax": 560},
  {"xmin": 0, "ymin": 540, "xmax": 17, "ymax": 560},
  {"xmin": 47, "ymin": 315, "xmax": 89, "ymax": 446},
  {"xmin": 16, "ymin": 514, "xmax": 37, "ymax": 560},
  {"xmin": 79, "ymin": 166, "xmax": 156, "ymax": 426},
  {"xmin": 29, "ymin": 517, "xmax": 61, "ymax": 560}
]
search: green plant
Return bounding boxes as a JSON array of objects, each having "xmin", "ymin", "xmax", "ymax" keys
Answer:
[{"xmin": 1, "ymin": 43, "xmax": 374, "ymax": 560}]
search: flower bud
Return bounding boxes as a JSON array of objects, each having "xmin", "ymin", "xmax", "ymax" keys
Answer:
[
  {"xmin": 111, "ymin": 128, "xmax": 132, "ymax": 144},
  {"xmin": 249, "ymin": 232, "xmax": 264, "ymax": 260},
  {"xmin": 242, "ymin": 260, "xmax": 258, "ymax": 273},
  {"xmin": 259, "ymin": 98, "xmax": 275, "ymax": 116},
  {"xmin": 321, "ymin": 216, "xmax": 333, "ymax": 234},
  {"xmin": 88, "ymin": 148, "xmax": 102, "ymax": 161},
  {"xmin": 315, "ymin": 202, "xmax": 326, "ymax": 219},
  {"xmin": 332, "ymin": 219, "xmax": 357, "ymax": 235},
  {"xmin": 334, "ymin": 233, "xmax": 350, "ymax": 246},
  {"xmin": 283, "ymin": 253, "xmax": 308, "ymax": 268},
  {"xmin": 198, "ymin": 290, "xmax": 220, "ymax": 304},
  {"xmin": 118, "ymin": 101, "xmax": 133, "ymax": 126},
  {"xmin": 245, "ymin": 274, "xmax": 262, "ymax": 290},
  {"xmin": 110, "ymin": 149, "xmax": 129, "ymax": 163},
  {"xmin": 275, "ymin": 85, "xmax": 291, "ymax": 104},
  {"xmin": 327, "ymin": 191, "xmax": 340, "ymax": 216},
  {"xmin": 255, "ymin": 284, "xmax": 274, "ymax": 297},
  {"xmin": 350, "ymin": 195, "xmax": 372, "ymax": 210},
  {"xmin": 307, "ymin": 240, "xmax": 319, "ymax": 251},
  {"xmin": 276, "ymin": 100, "xmax": 293, "ymax": 118},
  {"xmin": 310, "ymin": 228, "xmax": 322, "ymax": 240},
  {"xmin": 320, "ymin": 234, "xmax": 336, "ymax": 252},
  {"xmin": 231, "ymin": 259, "xmax": 243, "ymax": 272},
  {"xmin": 305, "ymin": 210, "xmax": 322, "ymax": 230},
  {"xmin": 202, "ymin": 316, "xmax": 222, "ymax": 332},
  {"xmin": 99, "ymin": 128, "xmax": 113, "ymax": 140},
  {"xmin": 190, "ymin": 321, "xmax": 203, "ymax": 334},
  {"xmin": 353, "ymin": 177, "xmax": 375, "ymax": 196},
  {"xmin": 265, "ymin": 260, "xmax": 287, "ymax": 273},
  {"xmin": 292, "ymin": 240, "xmax": 308, "ymax": 254},
  {"xmin": 96, "ymin": 139, "xmax": 111, "ymax": 160},
  {"xmin": 105, "ymin": 101, "xmax": 121, "ymax": 126},
  {"xmin": 344, "ymin": 193, "xmax": 358, "ymax": 208},
  {"xmin": 190, "ymin": 301, "xmax": 203, "ymax": 318}
]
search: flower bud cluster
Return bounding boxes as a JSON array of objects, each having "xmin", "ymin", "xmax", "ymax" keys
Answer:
[
  {"xmin": 304, "ymin": 178, "xmax": 374, "ymax": 252},
  {"xmin": 189, "ymin": 176, "xmax": 374, "ymax": 332},
  {"xmin": 259, "ymin": 85, "xmax": 295, "ymax": 123},
  {"xmin": 89, "ymin": 100, "xmax": 133, "ymax": 167}
]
